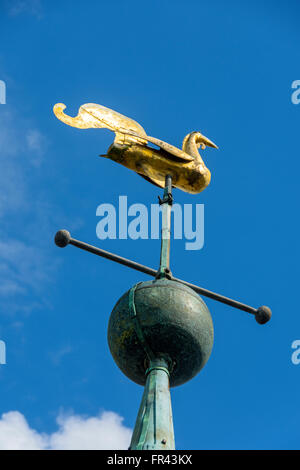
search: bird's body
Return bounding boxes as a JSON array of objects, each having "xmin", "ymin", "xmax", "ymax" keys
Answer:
[
  {"xmin": 53, "ymin": 103, "xmax": 217, "ymax": 194},
  {"xmin": 106, "ymin": 140, "xmax": 211, "ymax": 193}
]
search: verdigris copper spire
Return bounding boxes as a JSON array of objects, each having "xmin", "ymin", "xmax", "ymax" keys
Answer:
[{"xmin": 129, "ymin": 357, "xmax": 175, "ymax": 450}]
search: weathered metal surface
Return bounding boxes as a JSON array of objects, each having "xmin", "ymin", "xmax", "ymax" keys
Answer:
[
  {"xmin": 130, "ymin": 357, "xmax": 175, "ymax": 450},
  {"xmin": 53, "ymin": 102, "xmax": 217, "ymax": 194},
  {"xmin": 107, "ymin": 278, "xmax": 214, "ymax": 387}
]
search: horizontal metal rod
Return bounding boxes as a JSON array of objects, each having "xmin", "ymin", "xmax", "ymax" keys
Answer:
[
  {"xmin": 173, "ymin": 278, "xmax": 257, "ymax": 314},
  {"xmin": 54, "ymin": 230, "xmax": 271, "ymax": 323},
  {"xmin": 70, "ymin": 237, "xmax": 157, "ymax": 277}
]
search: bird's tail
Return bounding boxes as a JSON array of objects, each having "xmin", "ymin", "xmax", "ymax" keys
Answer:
[{"xmin": 53, "ymin": 103, "xmax": 148, "ymax": 145}]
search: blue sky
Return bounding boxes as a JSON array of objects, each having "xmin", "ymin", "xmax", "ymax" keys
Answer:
[{"xmin": 0, "ymin": 0, "xmax": 300, "ymax": 450}]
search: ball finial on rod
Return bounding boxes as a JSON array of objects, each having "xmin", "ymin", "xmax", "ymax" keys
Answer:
[
  {"xmin": 54, "ymin": 230, "xmax": 71, "ymax": 248},
  {"xmin": 255, "ymin": 306, "xmax": 272, "ymax": 324}
]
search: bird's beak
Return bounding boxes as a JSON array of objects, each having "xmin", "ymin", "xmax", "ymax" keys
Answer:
[{"xmin": 197, "ymin": 133, "xmax": 218, "ymax": 149}]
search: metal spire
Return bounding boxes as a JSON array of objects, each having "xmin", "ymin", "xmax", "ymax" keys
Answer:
[
  {"xmin": 54, "ymin": 177, "xmax": 272, "ymax": 451},
  {"xmin": 129, "ymin": 357, "xmax": 175, "ymax": 450}
]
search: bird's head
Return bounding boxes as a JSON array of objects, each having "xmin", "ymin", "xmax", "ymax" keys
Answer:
[
  {"xmin": 189, "ymin": 131, "xmax": 218, "ymax": 149},
  {"xmin": 182, "ymin": 131, "xmax": 218, "ymax": 160}
]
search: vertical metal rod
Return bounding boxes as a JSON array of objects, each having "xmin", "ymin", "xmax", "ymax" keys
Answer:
[
  {"xmin": 129, "ymin": 357, "xmax": 175, "ymax": 450},
  {"xmin": 157, "ymin": 174, "xmax": 173, "ymax": 278}
]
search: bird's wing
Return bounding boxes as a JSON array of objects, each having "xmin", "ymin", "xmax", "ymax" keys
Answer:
[
  {"xmin": 53, "ymin": 103, "xmax": 194, "ymax": 161},
  {"xmin": 53, "ymin": 103, "xmax": 148, "ymax": 145},
  {"xmin": 145, "ymin": 135, "xmax": 194, "ymax": 162}
]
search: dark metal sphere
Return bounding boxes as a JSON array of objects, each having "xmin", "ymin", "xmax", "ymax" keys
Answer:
[
  {"xmin": 255, "ymin": 306, "xmax": 272, "ymax": 324},
  {"xmin": 107, "ymin": 279, "xmax": 214, "ymax": 387},
  {"xmin": 55, "ymin": 230, "xmax": 71, "ymax": 248}
]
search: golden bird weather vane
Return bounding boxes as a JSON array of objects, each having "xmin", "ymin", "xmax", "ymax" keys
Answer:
[{"xmin": 53, "ymin": 102, "xmax": 218, "ymax": 194}]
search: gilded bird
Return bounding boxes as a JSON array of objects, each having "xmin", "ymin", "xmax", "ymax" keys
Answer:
[{"xmin": 53, "ymin": 103, "xmax": 218, "ymax": 194}]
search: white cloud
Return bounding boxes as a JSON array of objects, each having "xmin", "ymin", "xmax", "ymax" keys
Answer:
[
  {"xmin": 49, "ymin": 345, "xmax": 73, "ymax": 366},
  {"xmin": 0, "ymin": 411, "xmax": 47, "ymax": 450},
  {"xmin": 0, "ymin": 238, "xmax": 58, "ymax": 305},
  {"xmin": 6, "ymin": 0, "xmax": 43, "ymax": 19},
  {"xmin": 0, "ymin": 100, "xmax": 81, "ymax": 317},
  {"xmin": 0, "ymin": 410, "xmax": 132, "ymax": 450},
  {"xmin": 49, "ymin": 412, "xmax": 132, "ymax": 450},
  {"xmin": 0, "ymin": 108, "xmax": 59, "ymax": 314},
  {"xmin": 26, "ymin": 129, "xmax": 48, "ymax": 167},
  {"xmin": 0, "ymin": 110, "xmax": 47, "ymax": 170},
  {"xmin": 0, "ymin": 110, "xmax": 48, "ymax": 219},
  {"xmin": 0, "ymin": 110, "xmax": 27, "ymax": 217}
]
